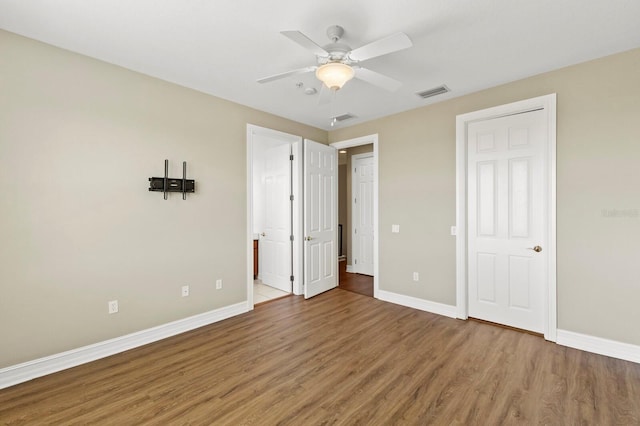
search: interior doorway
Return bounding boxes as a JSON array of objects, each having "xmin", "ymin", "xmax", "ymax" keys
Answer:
[
  {"xmin": 247, "ymin": 126, "xmax": 339, "ymax": 306},
  {"xmin": 455, "ymin": 94, "xmax": 557, "ymax": 341},
  {"xmin": 331, "ymin": 135, "xmax": 379, "ymax": 298},
  {"xmin": 247, "ymin": 125, "xmax": 301, "ymax": 305}
]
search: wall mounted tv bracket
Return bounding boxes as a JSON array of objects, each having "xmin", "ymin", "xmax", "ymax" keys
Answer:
[{"xmin": 149, "ymin": 160, "xmax": 195, "ymax": 200}]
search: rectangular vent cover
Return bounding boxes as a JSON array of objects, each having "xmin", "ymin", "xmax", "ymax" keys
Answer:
[
  {"xmin": 332, "ymin": 113, "xmax": 356, "ymax": 122},
  {"xmin": 416, "ymin": 85, "xmax": 450, "ymax": 99}
]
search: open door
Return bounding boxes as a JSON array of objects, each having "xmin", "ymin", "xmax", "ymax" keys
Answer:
[
  {"xmin": 304, "ymin": 139, "xmax": 338, "ymax": 299},
  {"xmin": 261, "ymin": 143, "xmax": 292, "ymax": 293}
]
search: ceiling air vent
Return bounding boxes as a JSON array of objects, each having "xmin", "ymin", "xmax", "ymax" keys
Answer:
[
  {"xmin": 416, "ymin": 85, "xmax": 450, "ymax": 99},
  {"xmin": 332, "ymin": 113, "xmax": 356, "ymax": 122}
]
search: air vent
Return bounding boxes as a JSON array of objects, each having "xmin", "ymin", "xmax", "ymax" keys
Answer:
[
  {"xmin": 416, "ymin": 85, "xmax": 450, "ymax": 99},
  {"xmin": 332, "ymin": 113, "xmax": 356, "ymax": 122}
]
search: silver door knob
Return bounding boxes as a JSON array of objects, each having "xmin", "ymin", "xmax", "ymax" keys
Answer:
[
  {"xmin": 260, "ymin": 232, "xmax": 266, "ymax": 237},
  {"xmin": 528, "ymin": 245, "xmax": 542, "ymax": 252},
  {"xmin": 305, "ymin": 236, "xmax": 313, "ymax": 241}
]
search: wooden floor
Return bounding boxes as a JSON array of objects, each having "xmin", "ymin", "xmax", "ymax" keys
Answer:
[
  {"xmin": 338, "ymin": 260, "xmax": 373, "ymax": 297},
  {"xmin": 2, "ymin": 289, "xmax": 640, "ymax": 425}
]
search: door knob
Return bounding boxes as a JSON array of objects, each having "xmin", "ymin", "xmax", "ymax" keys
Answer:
[
  {"xmin": 528, "ymin": 245, "xmax": 542, "ymax": 252},
  {"xmin": 260, "ymin": 232, "xmax": 266, "ymax": 237},
  {"xmin": 305, "ymin": 236, "xmax": 313, "ymax": 241}
]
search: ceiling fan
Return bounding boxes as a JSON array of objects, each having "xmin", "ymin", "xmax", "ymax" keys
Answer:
[{"xmin": 257, "ymin": 25, "xmax": 413, "ymax": 93}]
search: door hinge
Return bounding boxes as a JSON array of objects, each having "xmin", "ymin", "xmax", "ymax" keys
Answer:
[
  {"xmin": 354, "ymin": 197, "xmax": 357, "ymax": 204},
  {"xmin": 290, "ymin": 235, "xmax": 294, "ymax": 241},
  {"xmin": 290, "ymin": 195, "xmax": 294, "ymax": 201},
  {"xmin": 355, "ymin": 259, "xmax": 358, "ymax": 265},
  {"xmin": 290, "ymin": 154, "xmax": 294, "ymax": 161},
  {"xmin": 290, "ymin": 275, "xmax": 294, "ymax": 282},
  {"xmin": 354, "ymin": 228, "xmax": 357, "ymax": 234}
]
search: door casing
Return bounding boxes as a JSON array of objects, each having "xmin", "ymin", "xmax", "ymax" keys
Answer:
[{"xmin": 455, "ymin": 94, "xmax": 557, "ymax": 341}]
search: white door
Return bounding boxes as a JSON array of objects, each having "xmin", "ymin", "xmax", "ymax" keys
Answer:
[
  {"xmin": 352, "ymin": 154, "xmax": 374, "ymax": 276},
  {"xmin": 260, "ymin": 143, "xmax": 292, "ymax": 293},
  {"xmin": 304, "ymin": 139, "xmax": 338, "ymax": 299},
  {"xmin": 467, "ymin": 109, "xmax": 547, "ymax": 333}
]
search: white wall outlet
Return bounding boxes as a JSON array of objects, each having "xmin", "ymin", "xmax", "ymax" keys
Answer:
[
  {"xmin": 108, "ymin": 300, "xmax": 119, "ymax": 314},
  {"xmin": 216, "ymin": 279, "xmax": 223, "ymax": 290},
  {"xmin": 392, "ymin": 224, "xmax": 400, "ymax": 233},
  {"xmin": 181, "ymin": 285, "xmax": 190, "ymax": 297},
  {"xmin": 413, "ymin": 272, "xmax": 419, "ymax": 282},
  {"xmin": 450, "ymin": 226, "xmax": 457, "ymax": 236}
]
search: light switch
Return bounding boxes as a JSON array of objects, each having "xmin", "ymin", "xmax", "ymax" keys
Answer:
[
  {"xmin": 450, "ymin": 226, "xmax": 457, "ymax": 236},
  {"xmin": 392, "ymin": 224, "xmax": 400, "ymax": 233}
]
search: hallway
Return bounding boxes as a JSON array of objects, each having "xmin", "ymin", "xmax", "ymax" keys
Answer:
[{"xmin": 338, "ymin": 260, "xmax": 373, "ymax": 297}]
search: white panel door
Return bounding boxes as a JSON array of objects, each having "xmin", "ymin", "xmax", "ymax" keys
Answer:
[
  {"xmin": 260, "ymin": 143, "xmax": 292, "ymax": 293},
  {"xmin": 467, "ymin": 109, "xmax": 547, "ymax": 333},
  {"xmin": 352, "ymin": 154, "xmax": 374, "ymax": 276},
  {"xmin": 304, "ymin": 139, "xmax": 338, "ymax": 299}
]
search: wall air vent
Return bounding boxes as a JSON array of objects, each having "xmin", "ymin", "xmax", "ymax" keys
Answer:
[{"xmin": 416, "ymin": 85, "xmax": 450, "ymax": 99}]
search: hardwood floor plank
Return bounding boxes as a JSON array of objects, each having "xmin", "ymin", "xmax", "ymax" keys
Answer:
[{"xmin": 1, "ymin": 289, "xmax": 639, "ymax": 425}]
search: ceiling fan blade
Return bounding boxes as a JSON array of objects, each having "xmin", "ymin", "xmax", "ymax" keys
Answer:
[
  {"xmin": 257, "ymin": 66, "xmax": 316, "ymax": 84},
  {"xmin": 281, "ymin": 31, "xmax": 329, "ymax": 57},
  {"xmin": 349, "ymin": 32, "xmax": 412, "ymax": 62},
  {"xmin": 354, "ymin": 67, "xmax": 402, "ymax": 92}
]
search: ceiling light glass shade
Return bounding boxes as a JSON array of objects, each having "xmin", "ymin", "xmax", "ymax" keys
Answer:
[{"xmin": 315, "ymin": 62, "xmax": 355, "ymax": 90}]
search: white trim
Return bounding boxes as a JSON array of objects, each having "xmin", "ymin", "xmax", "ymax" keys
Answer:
[
  {"xmin": 378, "ymin": 290, "xmax": 457, "ymax": 319},
  {"xmin": 455, "ymin": 94, "xmax": 557, "ymax": 341},
  {"xmin": 346, "ymin": 264, "xmax": 355, "ymax": 273},
  {"xmin": 0, "ymin": 302, "xmax": 248, "ymax": 390},
  {"xmin": 557, "ymin": 330, "xmax": 640, "ymax": 364},
  {"xmin": 330, "ymin": 134, "xmax": 379, "ymax": 297},
  {"xmin": 292, "ymin": 140, "xmax": 303, "ymax": 295}
]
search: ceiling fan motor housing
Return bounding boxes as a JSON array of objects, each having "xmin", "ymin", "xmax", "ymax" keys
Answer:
[{"xmin": 321, "ymin": 44, "xmax": 351, "ymax": 63}]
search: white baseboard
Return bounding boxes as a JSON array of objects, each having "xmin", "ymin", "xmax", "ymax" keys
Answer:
[
  {"xmin": 346, "ymin": 264, "xmax": 354, "ymax": 273},
  {"xmin": 0, "ymin": 302, "xmax": 249, "ymax": 390},
  {"xmin": 557, "ymin": 329, "xmax": 640, "ymax": 364},
  {"xmin": 377, "ymin": 290, "xmax": 457, "ymax": 319}
]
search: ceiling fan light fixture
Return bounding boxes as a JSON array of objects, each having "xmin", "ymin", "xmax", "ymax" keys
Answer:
[{"xmin": 315, "ymin": 62, "xmax": 354, "ymax": 90}]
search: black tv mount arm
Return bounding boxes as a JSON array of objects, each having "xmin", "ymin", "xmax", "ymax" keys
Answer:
[{"xmin": 148, "ymin": 159, "xmax": 195, "ymax": 200}]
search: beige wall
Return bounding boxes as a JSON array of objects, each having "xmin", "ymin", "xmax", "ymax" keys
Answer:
[
  {"xmin": 0, "ymin": 30, "xmax": 326, "ymax": 368},
  {"xmin": 330, "ymin": 47, "xmax": 640, "ymax": 346},
  {"xmin": 2, "ymin": 27, "xmax": 639, "ymax": 370}
]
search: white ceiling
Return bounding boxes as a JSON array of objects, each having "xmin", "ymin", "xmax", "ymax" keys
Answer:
[{"xmin": 1, "ymin": 0, "xmax": 640, "ymax": 130}]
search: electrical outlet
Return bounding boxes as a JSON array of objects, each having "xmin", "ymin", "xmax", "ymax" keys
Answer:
[
  {"xmin": 413, "ymin": 272, "xmax": 419, "ymax": 282},
  {"xmin": 181, "ymin": 285, "xmax": 190, "ymax": 297},
  {"xmin": 108, "ymin": 300, "xmax": 119, "ymax": 314},
  {"xmin": 215, "ymin": 279, "xmax": 223, "ymax": 290},
  {"xmin": 392, "ymin": 224, "xmax": 400, "ymax": 233}
]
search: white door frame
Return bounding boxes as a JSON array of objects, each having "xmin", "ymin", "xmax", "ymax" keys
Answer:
[
  {"xmin": 455, "ymin": 94, "xmax": 557, "ymax": 341},
  {"xmin": 330, "ymin": 134, "xmax": 379, "ymax": 298},
  {"xmin": 351, "ymin": 152, "xmax": 374, "ymax": 276},
  {"xmin": 246, "ymin": 124, "xmax": 303, "ymax": 308}
]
